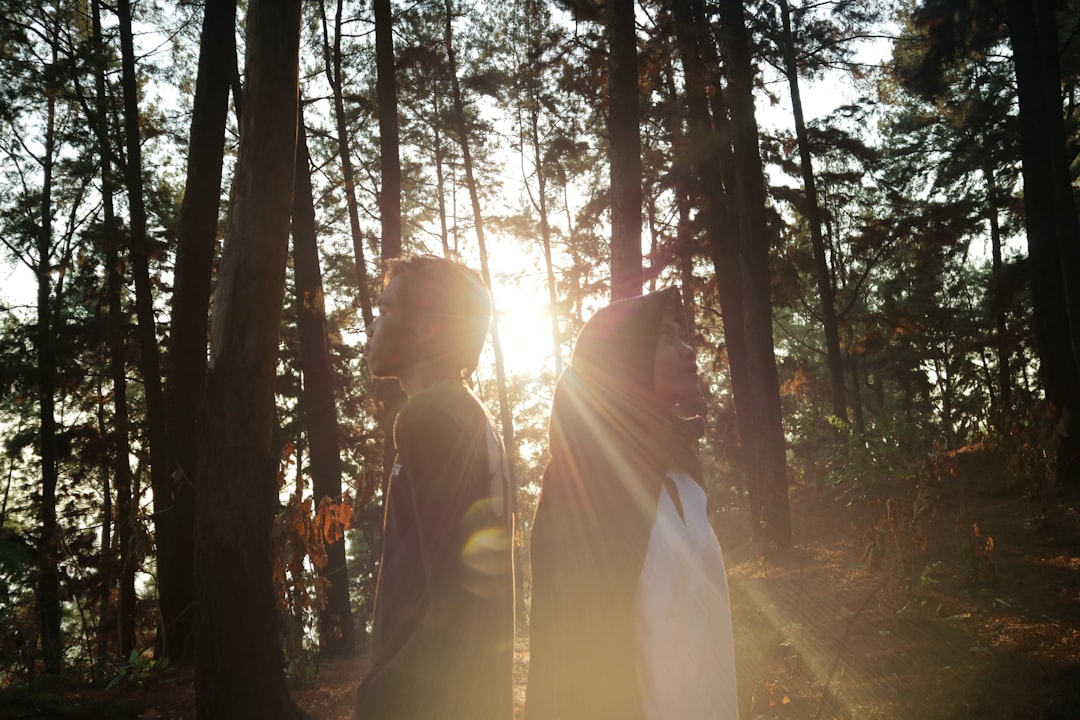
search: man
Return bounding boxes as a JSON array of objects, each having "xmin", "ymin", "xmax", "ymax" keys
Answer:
[{"xmin": 355, "ymin": 255, "xmax": 515, "ymax": 720}]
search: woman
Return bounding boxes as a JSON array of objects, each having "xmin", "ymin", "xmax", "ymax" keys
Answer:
[{"xmin": 526, "ymin": 288, "xmax": 739, "ymax": 720}]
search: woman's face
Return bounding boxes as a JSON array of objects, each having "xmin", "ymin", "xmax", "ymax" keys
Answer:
[{"xmin": 652, "ymin": 302, "xmax": 700, "ymax": 406}]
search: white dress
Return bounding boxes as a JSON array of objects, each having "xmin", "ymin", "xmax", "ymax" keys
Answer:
[{"xmin": 635, "ymin": 470, "xmax": 739, "ymax": 720}]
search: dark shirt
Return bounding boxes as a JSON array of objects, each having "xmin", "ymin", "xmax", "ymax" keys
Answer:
[{"xmin": 355, "ymin": 381, "xmax": 515, "ymax": 720}]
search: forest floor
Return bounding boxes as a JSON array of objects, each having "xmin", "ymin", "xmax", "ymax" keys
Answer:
[{"xmin": 3, "ymin": 445, "xmax": 1080, "ymax": 719}]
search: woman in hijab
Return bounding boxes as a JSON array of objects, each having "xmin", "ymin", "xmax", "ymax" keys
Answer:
[{"xmin": 526, "ymin": 288, "xmax": 739, "ymax": 720}]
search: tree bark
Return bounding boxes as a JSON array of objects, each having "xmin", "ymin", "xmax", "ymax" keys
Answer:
[
  {"xmin": 374, "ymin": 0, "xmax": 403, "ymax": 266},
  {"xmin": 1005, "ymin": 0, "xmax": 1080, "ymax": 482},
  {"xmin": 671, "ymin": 0, "xmax": 760, "ymax": 538},
  {"xmin": 607, "ymin": 0, "xmax": 643, "ymax": 300},
  {"xmin": 163, "ymin": 0, "xmax": 235, "ymax": 666},
  {"xmin": 716, "ymin": 0, "xmax": 792, "ymax": 550},
  {"xmin": 117, "ymin": 0, "xmax": 182, "ymax": 659},
  {"xmin": 193, "ymin": 0, "xmax": 307, "ymax": 715},
  {"xmin": 36, "ymin": 40, "xmax": 62, "ymax": 677},
  {"xmin": 371, "ymin": 0, "xmax": 408, "ymax": 654},
  {"xmin": 91, "ymin": 0, "xmax": 135, "ymax": 660},
  {"xmin": 292, "ymin": 117, "xmax": 354, "ymax": 657}
]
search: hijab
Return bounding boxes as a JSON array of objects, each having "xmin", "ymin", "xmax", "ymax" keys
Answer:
[{"xmin": 526, "ymin": 288, "xmax": 704, "ymax": 720}]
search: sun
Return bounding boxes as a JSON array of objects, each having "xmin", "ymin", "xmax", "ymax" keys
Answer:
[{"xmin": 479, "ymin": 235, "xmax": 566, "ymax": 385}]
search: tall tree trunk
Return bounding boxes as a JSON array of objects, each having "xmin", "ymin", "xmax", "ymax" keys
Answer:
[
  {"xmin": 36, "ymin": 43, "xmax": 62, "ymax": 676},
  {"xmin": 982, "ymin": 157, "xmax": 1010, "ymax": 422},
  {"xmin": 445, "ymin": 0, "xmax": 517, "ymax": 471},
  {"xmin": 717, "ymin": 0, "xmax": 791, "ymax": 550},
  {"xmin": 193, "ymin": 0, "xmax": 307, "ymax": 715},
  {"xmin": 433, "ymin": 107, "xmax": 452, "ymax": 257},
  {"xmin": 779, "ymin": 0, "xmax": 846, "ymax": 421},
  {"xmin": 1005, "ymin": 0, "xmax": 1080, "ymax": 482},
  {"xmin": 94, "ymin": 385, "xmax": 113, "ymax": 677},
  {"xmin": 660, "ymin": 58, "xmax": 697, "ymax": 339},
  {"xmin": 607, "ymin": 0, "xmax": 643, "ymax": 300},
  {"xmin": 91, "ymin": 0, "xmax": 135, "ymax": 660},
  {"xmin": 446, "ymin": 1, "xmax": 523, "ymax": 628},
  {"xmin": 292, "ymin": 117, "xmax": 354, "ymax": 657},
  {"xmin": 523, "ymin": 77, "xmax": 564, "ymax": 375},
  {"xmin": 163, "ymin": 0, "xmax": 235, "ymax": 666},
  {"xmin": 371, "ymin": 0, "xmax": 408, "ymax": 656},
  {"xmin": 117, "ymin": 0, "xmax": 177, "ymax": 654},
  {"xmin": 374, "ymin": 0, "xmax": 402, "ymax": 266},
  {"xmin": 671, "ymin": 0, "xmax": 761, "ymax": 538},
  {"xmin": 322, "ymin": 0, "xmax": 374, "ymax": 326}
]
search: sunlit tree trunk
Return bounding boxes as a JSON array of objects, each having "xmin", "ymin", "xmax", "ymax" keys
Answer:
[
  {"xmin": 292, "ymin": 116, "xmax": 354, "ymax": 657},
  {"xmin": 193, "ymin": 0, "xmax": 307, "ymax": 714},
  {"xmin": 531, "ymin": 116, "xmax": 563, "ymax": 373},
  {"xmin": 164, "ymin": 0, "xmax": 236, "ymax": 666},
  {"xmin": 607, "ymin": 0, "xmax": 643, "ymax": 300},
  {"xmin": 522, "ymin": 72, "xmax": 563, "ymax": 375}
]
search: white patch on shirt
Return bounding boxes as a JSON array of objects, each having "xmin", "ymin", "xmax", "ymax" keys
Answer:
[{"xmin": 635, "ymin": 470, "xmax": 740, "ymax": 720}]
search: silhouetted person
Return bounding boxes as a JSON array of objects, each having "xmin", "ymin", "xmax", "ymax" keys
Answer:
[
  {"xmin": 355, "ymin": 255, "xmax": 514, "ymax": 720},
  {"xmin": 527, "ymin": 288, "xmax": 739, "ymax": 720}
]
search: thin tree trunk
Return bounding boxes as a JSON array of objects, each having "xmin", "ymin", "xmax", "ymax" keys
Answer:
[
  {"xmin": 661, "ymin": 57, "xmax": 696, "ymax": 339},
  {"xmin": 91, "ymin": 0, "xmax": 135, "ymax": 660},
  {"xmin": 524, "ymin": 85, "xmax": 563, "ymax": 375},
  {"xmin": 446, "ymin": 2, "xmax": 523, "ymax": 631},
  {"xmin": 374, "ymin": 0, "xmax": 402, "ymax": 266},
  {"xmin": 607, "ymin": 0, "xmax": 643, "ymax": 300},
  {"xmin": 779, "ymin": 0, "xmax": 846, "ymax": 421},
  {"xmin": 433, "ymin": 107, "xmax": 451, "ymax": 257},
  {"xmin": 36, "ymin": 41, "xmax": 62, "ymax": 675},
  {"xmin": 193, "ymin": 0, "xmax": 307, "ymax": 714},
  {"xmin": 164, "ymin": 0, "xmax": 235, "ymax": 666},
  {"xmin": 445, "ymin": 0, "xmax": 517, "ymax": 471},
  {"xmin": 321, "ymin": 0, "xmax": 374, "ymax": 326},
  {"xmin": 292, "ymin": 116, "xmax": 354, "ymax": 657},
  {"xmin": 849, "ymin": 351, "xmax": 866, "ymax": 435},
  {"xmin": 117, "ymin": 0, "xmax": 179, "ymax": 654},
  {"xmin": 371, "ymin": 0, "xmax": 408, "ymax": 657},
  {"xmin": 94, "ymin": 384, "xmax": 113, "ymax": 677},
  {"xmin": 982, "ymin": 157, "xmax": 1010, "ymax": 421}
]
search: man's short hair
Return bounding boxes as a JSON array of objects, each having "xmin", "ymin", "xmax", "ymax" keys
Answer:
[{"xmin": 384, "ymin": 255, "xmax": 492, "ymax": 377}]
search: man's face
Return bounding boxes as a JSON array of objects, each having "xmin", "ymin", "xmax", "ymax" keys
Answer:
[
  {"xmin": 365, "ymin": 275, "xmax": 415, "ymax": 379},
  {"xmin": 652, "ymin": 303, "xmax": 700, "ymax": 406}
]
